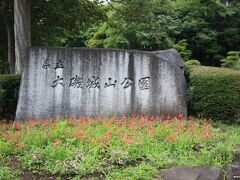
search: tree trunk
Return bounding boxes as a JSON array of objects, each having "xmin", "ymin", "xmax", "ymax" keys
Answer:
[{"xmin": 14, "ymin": 0, "xmax": 31, "ymax": 74}]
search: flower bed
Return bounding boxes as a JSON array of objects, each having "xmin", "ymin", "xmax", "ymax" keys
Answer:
[{"xmin": 0, "ymin": 115, "xmax": 239, "ymax": 179}]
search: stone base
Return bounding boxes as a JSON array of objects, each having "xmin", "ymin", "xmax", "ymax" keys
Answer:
[{"xmin": 160, "ymin": 166, "xmax": 224, "ymax": 180}]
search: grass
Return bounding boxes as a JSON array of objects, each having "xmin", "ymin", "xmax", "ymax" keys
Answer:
[
  {"xmin": 0, "ymin": 155, "xmax": 19, "ymax": 180},
  {"xmin": 0, "ymin": 115, "xmax": 240, "ymax": 179}
]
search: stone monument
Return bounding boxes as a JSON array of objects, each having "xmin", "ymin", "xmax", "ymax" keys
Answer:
[{"xmin": 16, "ymin": 47, "xmax": 187, "ymax": 121}]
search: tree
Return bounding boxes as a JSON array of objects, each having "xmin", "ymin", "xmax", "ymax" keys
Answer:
[
  {"xmin": 1, "ymin": 0, "xmax": 239, "ymax": 71},
  {"xmin": 173, "ymin": 39, "xmax": 192, "ymax": 62},
  {"xmin": 87, "ymin": 0, "xmax": 240, "ymax": 66},
  {"xmin": 31, "ymin": 0, "xmax": 105, "ymax": 46},
  {"xmin": 172, "ymin": 0, "xmax": 240, "ymax": 66},
  {"xmin": 221, "ymin": 51, "xmax": 240, "ymax": 69},
  {"xmin": 87, "ymin": 0, "xmax": 181, "ymax": 50},
  {"xmin": 12, "ymin": 0, "xmax": 104, "ymax": 74},
  {"xmin": 14, "ymin": 0, "xmax": 31, "ymax": 74}
]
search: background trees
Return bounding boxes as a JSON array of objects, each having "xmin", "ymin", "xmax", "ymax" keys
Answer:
[
  {"xmin": 172, "ymin": 0, "xmax": 240, "ymax": 66},
  {"xmin": 0, "ymin": 0, "xmax": 239, "ymax": 73},
  {"xmin": 221, "ymin": 51, "xmax": 240, "ymax": 69},
  {"xmin": 31, "ymin": 0, "xmax": 105, "ymax": 46},
  {"xmin": 87, "ymin": 0, "xmax": 180, "ymax": 50},
  {"xmin": 87, "ymin": 0, "xmax": 240, "ymax": 66},
  {"xmin": 0, "ymin": 0, "xmax": 105, "ymax": 74}
]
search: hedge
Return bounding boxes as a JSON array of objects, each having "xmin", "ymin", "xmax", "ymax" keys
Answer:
[
  {"xmin": 185, "ymin": 60, "xmax": 201, "ymax": 66},
  {"xmin": 0, "ymin": 74, "xmax": 21, "ymax": 120},
  {"xmin": 187, "ymin": 66, "xmax": 240, "ymax": 123}
]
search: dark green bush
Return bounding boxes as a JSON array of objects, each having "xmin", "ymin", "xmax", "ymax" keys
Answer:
[
  {"xmin": 0, "ymin": 74, "xmax": 21, "ymax": 120},
  {"xmin": 221, "ymin": 51, "xmax": 240, "ymax": 70},
  {"xmin": 185, "ymin": 60, "xmax": 201, "ymax": 66},
  {"xmin": 188, "ymin": 66, "xmax": 240, "ymax": 123}
]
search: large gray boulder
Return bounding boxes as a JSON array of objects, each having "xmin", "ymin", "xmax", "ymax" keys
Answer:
[
  {"xmin": 160, "ymin": 166, "xmax": 224, "ymax": 180},
  {"xmin": 16, "ymin": 47, "xmax": 187, "ymax": 121}
]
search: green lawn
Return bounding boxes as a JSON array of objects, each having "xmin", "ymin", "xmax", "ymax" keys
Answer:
[{"xmin": 0, "ymin": 116, "xmax": 239, "ymax": 179}]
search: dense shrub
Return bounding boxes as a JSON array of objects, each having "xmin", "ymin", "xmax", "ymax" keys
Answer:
[
  {"xmin": 187, "ymin": 66, "xmax": 240, "ymax": 123},
  {"xmin": 221, "ymin": 51, "xmax": 240, "ymax": 70},
  {"xmin": 173, "ymin": 39, "xmax": 192, "ymax": 62},
  {"xmin": 185, "ymin": 60, "xmax": 201, "ymax": 66},
  {"xmin": 0, "ymin": 74, "xmax": 21, "ymax": 120}
]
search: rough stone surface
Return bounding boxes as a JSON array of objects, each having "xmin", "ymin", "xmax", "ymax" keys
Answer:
[
  {"xmin": 227, "ymin": 164, "xmax": 240, "ymax": 180},
  {"xmin": 16, "ymin": 47, "xmax": 187, "ymax": 121},
  {"xmin": 226, "ymin": 144, "xmax": 240, "ymax": 180},
  {"xmin": 160, "ymin": 166, "xmax": 224, "ymax": 180},
  {"xmin": 233, "ymin": 145, "xmax": 240, "ymax": 164}
]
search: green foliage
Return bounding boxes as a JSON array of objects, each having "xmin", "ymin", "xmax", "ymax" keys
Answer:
[
  {"xmin": 31, "ymin": 0, "xmax": 105, "ymax": 47},
  {"xmin": 1, "ymin": 0, "xmax": 240, "ymax": 70},
  {"xmin": 0, "ymin": 58, "xmax": 8, "ymax": 74},
  {"xmin": 86, "ymin": 22, "xmax": 108, "ymax": 48},
  {"xmin": 87, "ymin": 1, "xmax": 180, "ymax": 50},
  {"xmin": 185, "ymin": 60, "xmax": 201, "ymax": 66},
  {"xmin": 173, "ymin": 39, "xmax": 192, "ymax": 61},
  {"xmin": 172, "ymin": 1, "xmax": 222, "ymax": 65},
  {"xmin": 1, "ymin": 117, "xmax": 240, "ymax": 178},
  {"xmin": 106, "ymin": 162, "xmax": 157, "ymax": 180},
  {"xmin": 221, "ymin": 51, "xmax": 240, "ymax": 70},
  {"xmin": 0, "ymin": 140, "xmax": 14, "ymax": 156},
  {"xmin": 85, "ymin": 0, "xmax": 240, "ymax": 66},
  {"xmin": 0, "ymin": 156, "xmax": 19, "ymax": 179},
  {"xmin": 0, "ymin": 74, "xmax": 21, "ymax": 120},
  {"xmin": 188, "ymin": 66, "xmax": 240, "ymax": 122},
  {"xmin": 0, "ymin": 166, "xmax": 18, "ymax": 180},
  {"xmin": 104, "ymin": 28, "xmax": 130, "ymax": 49}
]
